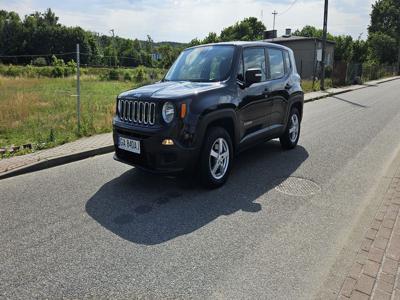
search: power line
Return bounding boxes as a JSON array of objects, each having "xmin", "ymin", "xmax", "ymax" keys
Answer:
[
  {"xmin": 279, "ymin": 0, "xmax": 298, "ymax": 16},
  {"xmin": 0, "ymin": 52, "xmax": 76, "ymax": 58}
]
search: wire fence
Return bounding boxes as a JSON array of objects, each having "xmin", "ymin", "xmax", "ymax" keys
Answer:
[
  {"xmin": 297, "ymin": 58, "xmax": 398, "ymax": 91},
  {"xmin": 0, "ymin": 45, "xmax": 398, "ymax": 153},
  {"xmin": 0, "ymin": 45, "xmax": 167, "ymax": 152}
]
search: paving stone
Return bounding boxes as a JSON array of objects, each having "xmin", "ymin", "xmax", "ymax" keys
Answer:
[
  {"xmin": 377, "ymin": 227, "xmax": 392, "ymax": 239},
  {"xmin": 382, "ymin": 257, "xmax": 398, "ymax": 275},
  {"xmin": 361, "ymin": 238, "xmax": 373, "ymax": 252},
  {"xmin": 355, "ymin": 274, "xmax": 375, "ymax": 295},
  {"xmin": 366, "ymin": 228, "xmax": 378, "ymax": 240},
  {"xmin": 379, "ymin": 273, "xmax": 395, "ymax": 285},
  {"xmin": 341, "ymin": 277, "xmax": 357, "ymax": 297},
  {"xmin": 371, "ymin": 289, "xmax": 391, "ymax": 300},
  {"xmin": 363, "ymin": 260, "xmax": 380, "ymax": 277},
  {"xmin": 356, "ymin": 250, "xmax": 370, "ymax": 265},
  {"xmin": 373, "ymin": 236, "xmax": 389, "ymax": 250},
  {"xmin": 349, "ymin": 262, "xmax": 363, "ymax": 279},
  {"xmin": 368, "ymin": 247, "xmax": 384, "ymax": 263},
  {"xmin": 393, "ymin": 289, "xmax": 400, "ymax": 300},
  {"xmin": 376, "ymin": 279, "xmax": 394, "ymax": 294},
  {"xmin": 350, "ymin": 290, "xmax": 369, "ymax": 300},
  {"xmin": 387, "ymin": 234, "xmax": 400, "ymax": 261},
  {"xmin": 372, "ymin": 220, "xmax": 382, "ymax": 230},
  {"xmin": 382, "ymin": 218, "xmax": 395, "ymax": 229},
  {"xmin": 375, "ymin": 212, "xmax": 385, "ymax": 221}
]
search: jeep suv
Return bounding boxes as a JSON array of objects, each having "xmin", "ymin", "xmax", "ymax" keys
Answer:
[{"xmin": 113, "ymin": 41, "xmax": 304, "ymax": 188}]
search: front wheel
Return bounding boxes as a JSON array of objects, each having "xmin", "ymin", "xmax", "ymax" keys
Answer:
[
  {"xmin": 280, "ymin": 107, "xmax": 301, "ymax": 149},
  {"xmin": 199, "ymin": 127, "xmax": 233, "ymax": 188}
]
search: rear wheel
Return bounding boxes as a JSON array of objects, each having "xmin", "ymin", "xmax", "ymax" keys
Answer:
[
  {"xmin": 199, "ymin": 127, "xmax": 233, "ymax": 188},
  {"xmin": 280, "ymin": 107, "xmax": 301, "ymax": 149}
]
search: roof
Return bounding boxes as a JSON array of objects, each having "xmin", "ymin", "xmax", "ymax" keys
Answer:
[
  {"xmin": 263, "ymin": 35, "xmax": 335, "ymax": 44},
  {"xmin": 186, "ymin": 41, "xmax": 291, "ymax": 50}
]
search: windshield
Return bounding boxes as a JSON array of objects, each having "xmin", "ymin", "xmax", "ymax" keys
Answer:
[{"xmin": 164, "ymin": 45, "xmax": 235, "ymax": 82}]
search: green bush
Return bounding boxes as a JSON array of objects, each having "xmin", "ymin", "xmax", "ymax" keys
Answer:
[
  {"xmin": 108, "ymin": 69, "xmax": 120, "ymax": 80},
  {"xmin": 124, "ymin": 72, "xmax": 132, "ymax": 81},
  {"xmin": 133, "ymin": 66, "xmax": 146, "ymax": 82},
  {"xmin": 31, "ymin": 57, "xmax": 47, "ymax": 66}
]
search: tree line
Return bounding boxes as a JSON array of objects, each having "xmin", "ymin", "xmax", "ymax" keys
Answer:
[
  {"xmin": 0, "ymin": 9, "xmax": 184, "ymax": 68},
  {"xmin": 0, "ymin": 0, "xmax": 399, "ymax": 71}
]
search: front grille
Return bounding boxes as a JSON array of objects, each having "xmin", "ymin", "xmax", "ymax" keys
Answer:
[{"xmin": 118, "ymin": 100, "xmax": 156, "ymax": 125}]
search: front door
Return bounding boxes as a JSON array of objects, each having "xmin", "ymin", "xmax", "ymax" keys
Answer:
[{"xmin": 237, "ymin": 47, "xmax": 273, "ymax": 138}]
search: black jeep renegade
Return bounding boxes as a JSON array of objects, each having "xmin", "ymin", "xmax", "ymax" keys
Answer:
[{"xmin": 113, "ymin": 41, "xmax": 304, "ymax": 188}]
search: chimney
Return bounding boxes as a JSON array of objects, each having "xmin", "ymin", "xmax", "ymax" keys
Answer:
[
  {"xmin": 263, "ymin": 30, "xmax": 277, "ymax": 40},
  {"xmin": 284, "ymin": 28, "xmax": 292, "ymax": 37}
]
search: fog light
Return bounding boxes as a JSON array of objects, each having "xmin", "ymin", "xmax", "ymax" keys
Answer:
[{"xmin": 162, "ymin": 139, "xmax": 174, "ymax": 145}]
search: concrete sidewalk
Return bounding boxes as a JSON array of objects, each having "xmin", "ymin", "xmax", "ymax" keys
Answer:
[
  {"xmin": 1, "ymin": 75, "xmax": 399, "ymax": 179},
  {"xmin": 304, "ymin": 76, "xmax": 400, "ymax": 102},
  {"xmin": 336, "ymin": 155, "xmax": 400, "ymax": 300},
  {"xmin": 0, "ymin": 133, "xmax": 113, "ymax": 179}
]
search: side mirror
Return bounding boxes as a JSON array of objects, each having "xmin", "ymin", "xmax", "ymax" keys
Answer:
[{"xmin": 245, "ymin": 68, "xmax": 262, "ymax": 86}]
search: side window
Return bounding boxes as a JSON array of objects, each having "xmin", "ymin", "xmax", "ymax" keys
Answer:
[
  {"xmin": 283, "ymin": 51, "xmax": 292, "ymax": 73},
  {"xmin": 268, "ymin": 48, "xmax": 285, "ymax": 80},
  {"xmin": 243, "ymin": 48, "xmax": 267, "ymax": 82}
]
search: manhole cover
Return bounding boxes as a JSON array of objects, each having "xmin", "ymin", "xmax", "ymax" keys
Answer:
[{"xmin": 274, "ymin": 176, "xmax": 321, "ymax": 196}]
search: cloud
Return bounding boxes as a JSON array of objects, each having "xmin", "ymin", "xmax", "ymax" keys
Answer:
[{"xmin": 0, "ymin": 0, "xmax": 374, "ymax": 42}]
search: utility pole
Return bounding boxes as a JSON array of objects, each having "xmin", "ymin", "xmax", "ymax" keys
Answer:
[
  {"xmin": 320, "ymin": 0, "xmax": 329, "ymax": 90},
  {"xmin": 397, "ymin": 45, "xmax": 400, "ymax": 75},
  {"xmin": 76, "ymin": 43, "xmax": 81, "ymax": 134},
  {"xmin": 272, "ymin": 10, "xmax": 278, "ymax": 31},
  {"xmin": 110, "ymin": 29, "xmax": 116, "ymax": 67}
]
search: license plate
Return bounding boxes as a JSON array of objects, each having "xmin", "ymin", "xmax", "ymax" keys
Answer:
[{"xmin": 118, "ymin": 136, "xmax": 140, "ymax": 154}]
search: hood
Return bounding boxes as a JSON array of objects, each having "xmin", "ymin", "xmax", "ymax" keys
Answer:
[{"xmin": 118, "ymin": 81, "xmax": 225, "ymax": 99}]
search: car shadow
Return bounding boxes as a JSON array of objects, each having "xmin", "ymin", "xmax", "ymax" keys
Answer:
[{"xmin": 85, "ymin": 141, "xmax": 309, "ymax": 245}]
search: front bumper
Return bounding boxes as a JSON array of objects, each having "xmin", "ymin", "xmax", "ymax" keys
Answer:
[{"xmin": 113, "ymin": 119, "xmax": 198, "ymax": 174}]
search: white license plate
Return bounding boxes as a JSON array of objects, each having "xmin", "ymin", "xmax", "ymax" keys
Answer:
[{"xmin": 118, "ymin": 136, "xmax": 141, "ymax": 154}]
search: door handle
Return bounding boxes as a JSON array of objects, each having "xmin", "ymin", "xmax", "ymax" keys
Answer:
[
  {"xmin": 262, "ymin": 88, "xmax": 270, "ymax": 95},
  {"xmin": 285, "ymin": 83, "xmax": 292, "ymax": 90}
]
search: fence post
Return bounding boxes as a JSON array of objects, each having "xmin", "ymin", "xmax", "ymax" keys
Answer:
[{"xmin": 76, "ymin": 43, "xmax": 81, "ymax": 134}]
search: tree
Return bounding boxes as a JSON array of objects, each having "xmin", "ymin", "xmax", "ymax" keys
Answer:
[
  {"xmin": 351, "ymin": 39, "xmax": 368, "ymax": 63},
  {"xmin": 333, "ymin": 35, "xmax": 353, "ymax": 62},
  {"xmin": 202, "ymin": 32, "xmax": 219, "ymax": 44},
  {"xmin": 368, "ymin": 32, "xmax": 397, "ymax": 64},
  {"xmin": 369, "ymin": 0, "xmax": 400, "ymax": 72},
  {"xmin": 220, "ymin": 17, "xmax": 265, "ymax": 41},
  {"xmin": 293, "ymin": 25, "xmax": 334, "ymax": 40}
]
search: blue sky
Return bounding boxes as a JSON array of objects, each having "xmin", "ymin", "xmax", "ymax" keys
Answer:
[{"xmin": 1, "ymin": 0, "xmax": 375, "ymax": 42}]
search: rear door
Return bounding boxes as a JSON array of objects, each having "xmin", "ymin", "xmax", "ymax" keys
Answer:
[
  {"xmin": 237, "ymin": 47, "xmax": 273, "ymax": 137},
  {"xmin": 266, "ymin": 47, "xmax": 291, "ymax": 126}
]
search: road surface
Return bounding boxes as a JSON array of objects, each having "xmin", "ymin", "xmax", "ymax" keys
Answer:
[{"xmin": 1, "ymin": 79, "xmax": 400, "ymax": 299}]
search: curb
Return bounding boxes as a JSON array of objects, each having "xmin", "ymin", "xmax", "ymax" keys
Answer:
[
  {"xmin": 304, "ymin": 76, "xmax": 400, "ymax": 103},
  {"xmin": 0, "ymin": 145, "xmax": 114, "ymax": 180}
]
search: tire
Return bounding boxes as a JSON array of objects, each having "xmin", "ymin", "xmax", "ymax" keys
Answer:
[
  {"xmin": 280, "ymin": 107, "xmax": 301, "ymax": 150},
  {"xmin": 199, "ymin": 127, "xmax": 233, "ymax": 188}
]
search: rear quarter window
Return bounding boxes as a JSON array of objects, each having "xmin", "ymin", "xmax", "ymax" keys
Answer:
[
  {"xmin": 283, "ymin": 51, "xmax": 292, "ymax": 73},
  {"xmin": 267, "ymin": 48, "xmax": 285, "ymax": 80}
]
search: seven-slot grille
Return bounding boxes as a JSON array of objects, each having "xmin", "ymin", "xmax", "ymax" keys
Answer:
[{"xmin": 118, "ymin": 100, "xmax": 156, "ymax": 125}]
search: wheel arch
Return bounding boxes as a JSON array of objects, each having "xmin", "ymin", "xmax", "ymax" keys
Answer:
[{"xmin": 195, "ymin": 108, "xmax": 240, "ymax": 151}]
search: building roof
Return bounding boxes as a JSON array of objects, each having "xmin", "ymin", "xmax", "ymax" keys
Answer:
[{"xmin": 263, "ymin": 35, "xmax": 335, "ymax": 44}]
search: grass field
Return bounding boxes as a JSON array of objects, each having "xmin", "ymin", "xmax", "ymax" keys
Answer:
[
  {"xmin": 0, "ymin": 75, "xmax": 334, "ymax": 152},
  {"xmin": 0, "ymin": 76, "xmax": 137, "ymax": 150}
]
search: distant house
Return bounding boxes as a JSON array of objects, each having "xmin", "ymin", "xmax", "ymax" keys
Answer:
[
  {"xmin": 151, "ymin": 52, "xmax": 162, "ymax": 61},
  {"xmin": 263, "ymin": 29, "xmax": 335, "ymax": 79}
]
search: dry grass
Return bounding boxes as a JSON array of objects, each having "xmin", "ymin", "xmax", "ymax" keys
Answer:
[{"xmin": 0, "ymin": 76, "xmax": 136, "ymax": 149}]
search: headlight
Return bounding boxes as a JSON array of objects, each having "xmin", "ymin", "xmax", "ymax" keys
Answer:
[
  {"xmin": 162, "ymin": 102, "xmax": 175, "ymax": 123},
  {"xmin": 117, "ymin": 99, "xmax": 122, "ymax": 115}
]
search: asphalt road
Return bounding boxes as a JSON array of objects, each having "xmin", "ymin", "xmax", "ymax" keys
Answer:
[{"xmin": 1, "ymin": 80, "xmax": 400, "ymax": 299}]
